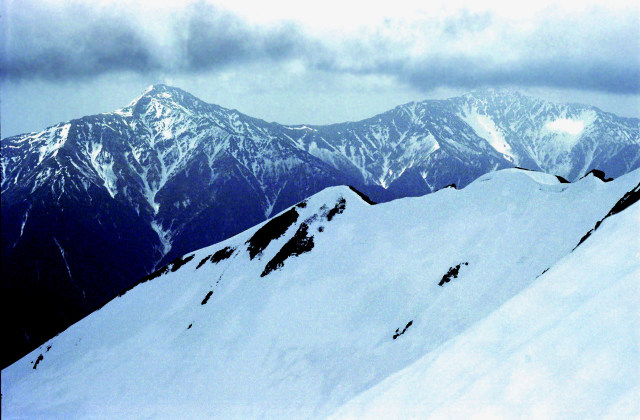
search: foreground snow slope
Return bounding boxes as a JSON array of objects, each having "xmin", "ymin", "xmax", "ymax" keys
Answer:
[
  {"xmin": 2, "ymin": 168, "xmax": 639, "ymax": 419},
  {"xmin": 330, "ymin": 193, "xmax": 640, "ymax": 419}
]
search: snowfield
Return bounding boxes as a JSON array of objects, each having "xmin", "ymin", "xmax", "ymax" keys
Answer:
[
  {"xmin": 330, "ymin": 185, "xmax": 639, "ymax": 419},
  {"xmin": 2, "ymin": 168, "xmax": 639, "ymax": 419}
]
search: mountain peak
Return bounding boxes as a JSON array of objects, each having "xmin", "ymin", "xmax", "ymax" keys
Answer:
[
  {"xmin": 117, "ymin": 84, "xmax": 211, "ymax": 118},
  {"xmin": 136, "ymin": 84, "xmax": 194, "ymax": 103},
  {"xmin": 142, "ymin": 83, "xmax": 186, "ymax": 96},
  {"xmin": 462, "ymin": 87, "xmax": 528, "ymax": 101}
]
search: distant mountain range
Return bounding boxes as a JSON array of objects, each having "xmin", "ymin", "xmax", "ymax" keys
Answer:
[
  {"xmin": 2, "ymin": 168, "xmax": 639, "ymax": 417},
  {"xmin": 1, "ymin": 85, "xmax": 638, "ymax": 367}
]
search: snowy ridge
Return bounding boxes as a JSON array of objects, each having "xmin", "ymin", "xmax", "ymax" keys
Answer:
[
  {"xmin": 3, "ymin": 168, "xmax": 639, "ymax": 418},
  {"xmin": 330, "ymin": 183, "xmax": 640, "ymax": 419},
  {"xmin": 1, "ymin": 85, "xmax": 638, "ymax": 369}
]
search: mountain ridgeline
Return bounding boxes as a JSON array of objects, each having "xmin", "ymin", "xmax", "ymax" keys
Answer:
[
  {"xmin": 1, "ymin": 85, "xmax": 638, "ymax": 367},
  {"xmin": 3, "ymin": 169, "xmax": 639, "ymax": 418}
]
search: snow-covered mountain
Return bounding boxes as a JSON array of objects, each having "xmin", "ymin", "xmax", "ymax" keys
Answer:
[
  {"xmin": 2, "ymin": 168, "xmax": 638, "ymax": 419},
  {"xmin": 1, "ymin": 85, "xmax": 349, "ymax": 367},
  {"xmin": 451, "ymin": 91, "xmax": 640, "ymax": 180},
  {"xmin": 1, "ymin": 85, "xmax": 638, "ymax": 368},
  {"xmin": 291, "ymin": 89, "xmax": 639, "ymax": 190}
]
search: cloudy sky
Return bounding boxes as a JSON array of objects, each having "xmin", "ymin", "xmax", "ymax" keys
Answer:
[{"xmin": 2, "ymin": 0, "xmax": 639, "ymax": 137}]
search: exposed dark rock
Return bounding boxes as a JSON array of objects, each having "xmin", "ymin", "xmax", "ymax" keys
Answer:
[
  {"xmin": 212, "ymin": 247, "xmax": 235, "ymax": 263},
  {"xmin": 582, "ymin": 169, "xmax": 613, "ymax": 182},
  {"xmin": 296, "ymin": 200, "xmax": 307, "ymax": 208},
  {"xmin": 196, "ymin": 256, "xmax": 210, "ymax": 269},
  {"xmin": 438, "ymin": 262, "xmax": 469, "ymax": 286},
  {"xmin": 325, "ymin": 197, "xmax": 347, "ymax": 221},
  {"xmin": 196, "ymin": 246, "xmax": 236, "ymax": 269},
  {"xmin": 436, "ymin": 183, "xmax": 457, "ymax": 192},
  {"xmin": 33, "ymin": 353, "xmax": 43, "ymax": 370},
  {"xmin": 187, "ymin": 324, "xmax": 192, "ymax": 329},
  {"xmin": 170, "ymin": 254, "xmax": 195, "ymax": 272},
  {"xmin": 118, "ymin": 254, "xmax": 195, "ymax": 298},
  {"xmin": 516, "ymin": 167, "xmax": 570, "ymax": 184},
  {"xmin": 201, "ymin": 291, "xmax": 213, "ymax": 305},
  {"xmin": 393, "ymin": 320, "xmax": 413, "ymax": 340},
  {"xmin": 575, "ymin": 182, "xmax": 640, "ymax": 249},
  {"xmin": 576, "ymin": 222, "xmax": 601, "ymax": 249},
  {"xmin": 139, "ymin": 253, "xmax": 195, "ymax": 283},
  {"xmin": 606, "ymin": 182, "xmax": 640, "ymax": 217},
  {"xmin": 139, "ymin": 266, "xmax": 171, "ymax": 284},
  {"xmin": 246, "ymin": 208, "xmax": 299, "ymax": 260},
  {"xmin": 348, "ymin": 186, "xmax": 377, "ymax": 205},
  {"xmin": 261, "ymin": 223, "xmax": 315, "ymax": 277}
]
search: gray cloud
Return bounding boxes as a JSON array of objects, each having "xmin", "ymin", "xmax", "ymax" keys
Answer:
[
  {"xmin": 328, "ymin": 55, "xmax": 640, "ymax": 95},
  {"xmin": 0, "ymin": 1, "xmax": 306, "ymax": 80},
  {"xmin": 181, "ymin": 3, "xmax": 306, "ymax": 71},
  {"xmin": 316, "ymin": 8, "xmax": 640, "ymax": 94},
  {"xmin": 2, "ymin": 1, "xmax": 638, "ymax": 94},
  {"xmin": 1, "ymin": 3, "xmax": 157, "ymax": 79}
]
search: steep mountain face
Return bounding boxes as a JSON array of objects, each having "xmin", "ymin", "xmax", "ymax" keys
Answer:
[
  {"xmin": 451, "ymin": 90, "xmax": 640, "ymax": 180},
  {"xmin": 1, "ymin": 85, "xmax": 638, "ymax": 367},
  {"xmin": 1, "ymin": 86, "xmax": 348, "ymax": 367},
  {"xmin": 285, "ymin": 89, "xmax": 639, "ymax": 192},
  {"xmin": 283, "ymin": 99, "xmax": 512, "ymax": 194},
  {"xmin": 2, "ymin": 169, "xmax": 638, "ymax": 419}
]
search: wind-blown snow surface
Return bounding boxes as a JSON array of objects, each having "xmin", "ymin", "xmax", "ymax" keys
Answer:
[
  {"xmin": 2, "ymin": 169, "xmax": 639, "ymax": 419},
  {"xmin": 330, "ymin": 198, "xmax": 640, "ymax": 419}
]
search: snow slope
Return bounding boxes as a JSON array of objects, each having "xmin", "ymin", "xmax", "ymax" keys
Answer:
[
  {"xmin": 330, "ymin": 189, "xmax": 640, "ymax": 419},
  {"xmin": 2, "ymin": 169, "xmax": 639, "ymax": 419}
]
